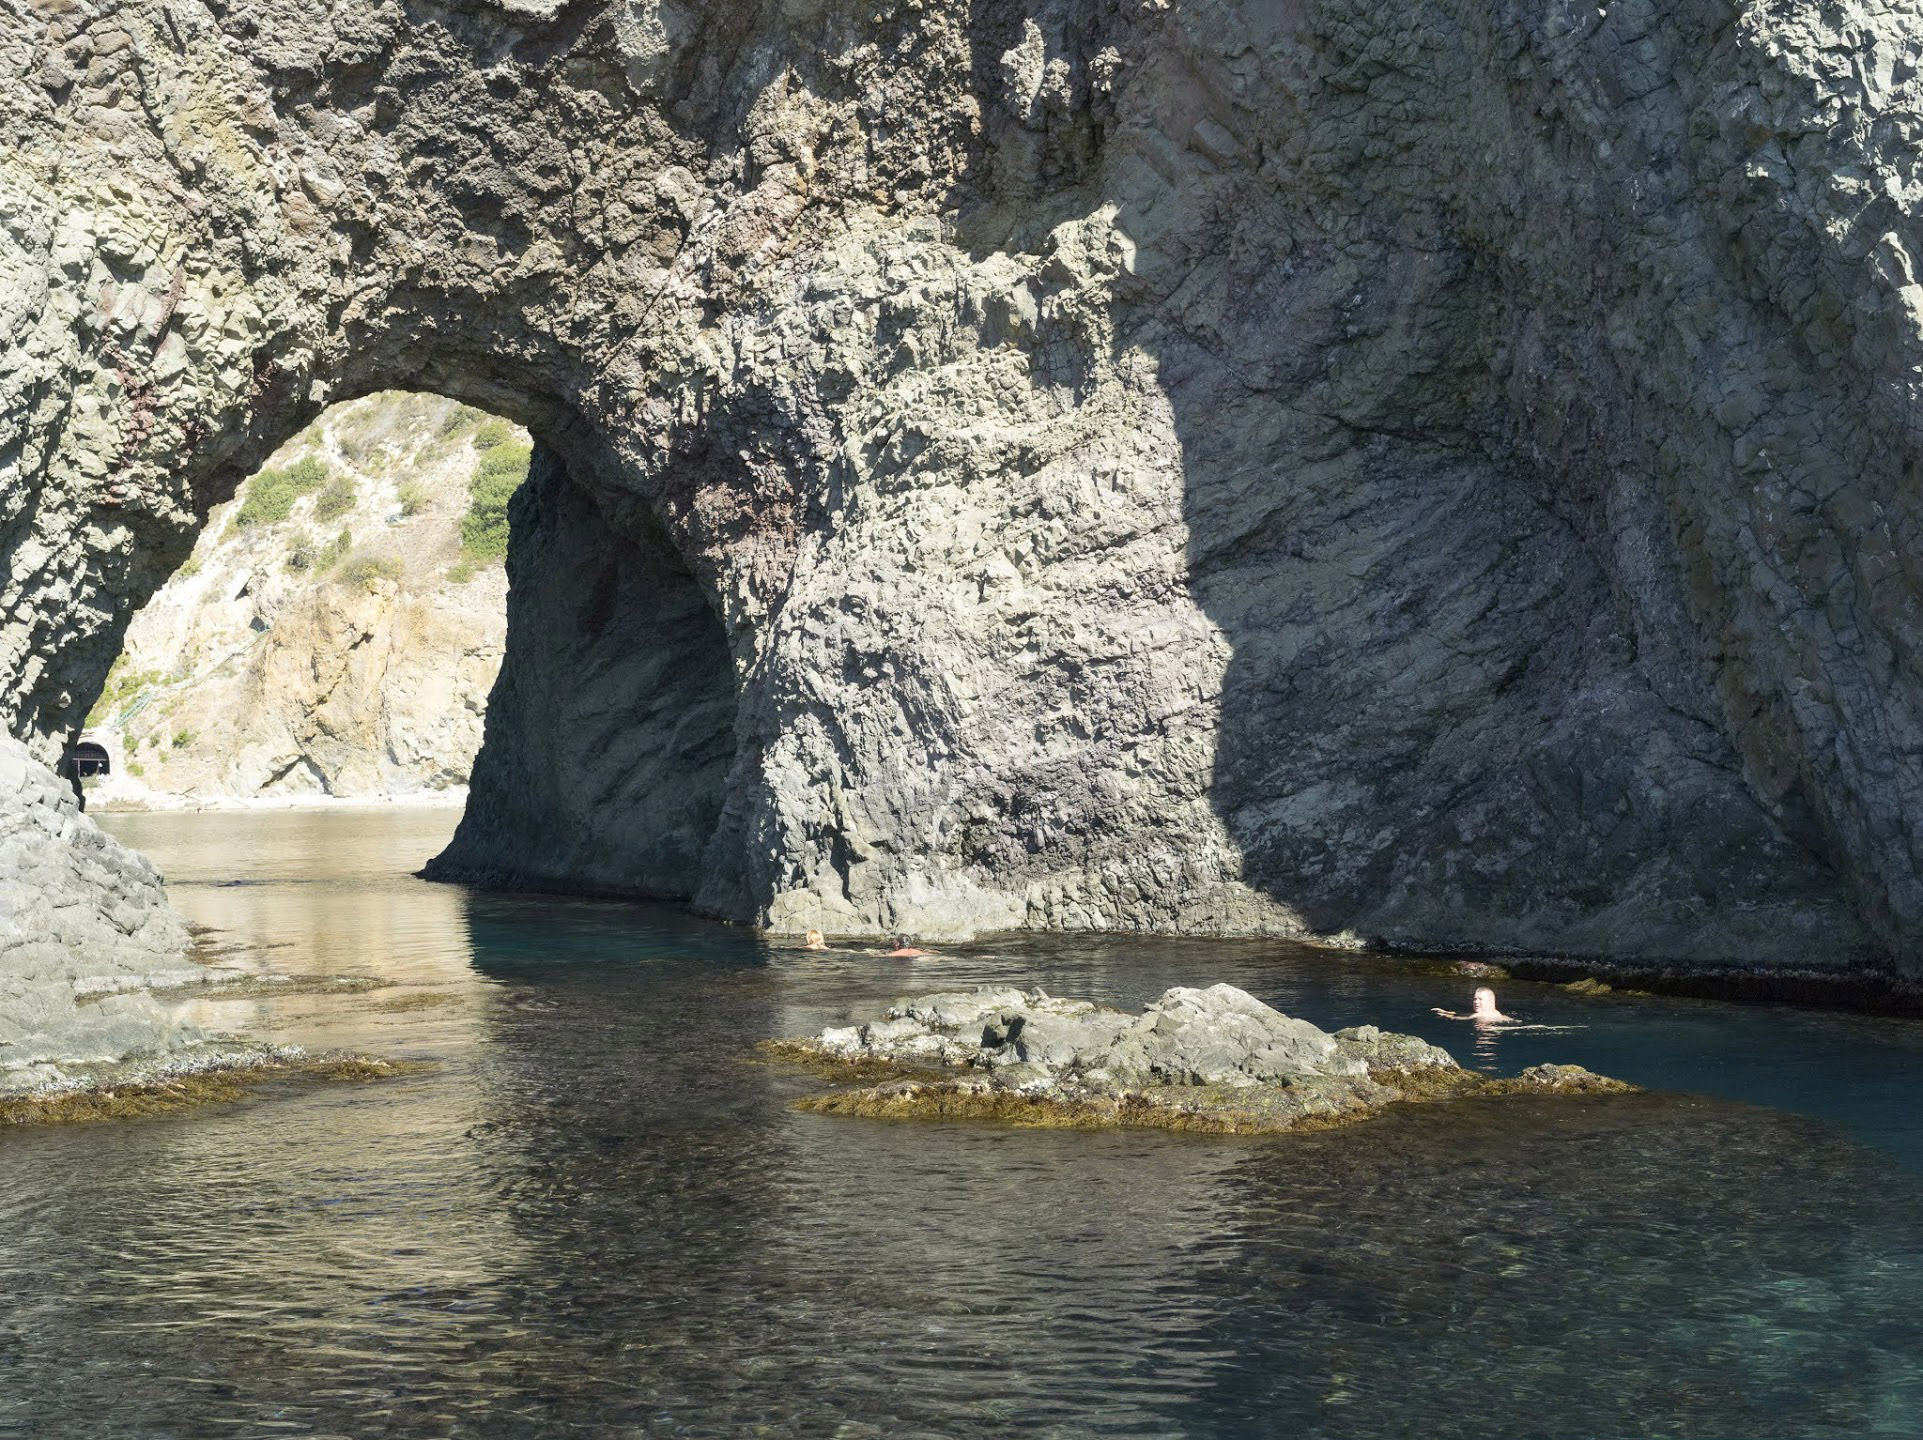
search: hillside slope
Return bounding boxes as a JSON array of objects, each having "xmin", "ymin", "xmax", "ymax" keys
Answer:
[{"xmin": 85, "ymin": 393, "xmax": 526, "ymax": 808}]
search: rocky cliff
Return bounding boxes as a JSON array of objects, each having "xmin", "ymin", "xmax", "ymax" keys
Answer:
[
  {"xmin": 0, "ymin": 731, "xmax": 195, "ymax": 1089},
  {"xmin": 84, "ymin": 391, "xmax": 516, "ymax": 808},
  {"xmin": 6, "ymin": 0, "xmax": 1923, "ymax": 1075}
]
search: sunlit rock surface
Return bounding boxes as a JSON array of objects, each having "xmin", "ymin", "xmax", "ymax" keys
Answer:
[
  {"xmin": 5, "ymin": 0, "xmax": 1923, "ymax": 1045},
  {"xmin": 85, "ymin": 392, "xmax": 516, "ymax": 808},
  {"xmin": 0, "ymin": 734, "xmax": 197, "ymax": 1086},
  {"xmin": 782, "ymin": 982, "xmax": 1629, "ymax": 1132}
]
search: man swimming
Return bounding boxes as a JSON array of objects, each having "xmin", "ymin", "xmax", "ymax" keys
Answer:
[{"xmin": 1432, "ymin": 986, "xmax": 1518, "ymax": 1024}]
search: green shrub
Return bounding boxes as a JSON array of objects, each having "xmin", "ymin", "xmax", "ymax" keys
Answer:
[
  {"xmin": 175, "ymin": 556, "xmax": 201, "ymax": 580},
  {"xmin": 440, "ymin": 404, "xmax": 481, "ymax": 436},
  {"xmin": 396, "ymin": 480, "xmax": 427, "ymax": 517},
  {"xmin": 290, "ymin": 525, "xmax": 353, "ymax": 575},
  {"xmin": 470, "ymin": 418, "xmax": 514, "ymax": 451},
  {"xmin": 234, "ymin": 455, "xmax": 328, "ymax": 528},
  {"xmin": 171, "ymin": 730, "xmax": 194, "ymax": 749},
  {"xmin": 127, "ymin": 760, "xmax": 145, "ymax": 779},
  {"xmin": 86, "ymin": 659, "xmax": 166, "ymax": 725},
  {"xmin": 458, "ymin": 443, "xmax": 529, "ymax": 563},
  {"xmin": 314, "ymin": 475, "xmax": 357, "ymax": 521},
  {"xmin": 447, "ymin": 559, "xmax": 475, "ymax": 585},
  {"xmin": 339, "ymin": 551, "xmax": 404, "ymax": 592}
]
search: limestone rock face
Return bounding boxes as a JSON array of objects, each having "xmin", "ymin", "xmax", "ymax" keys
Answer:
[
  {"xmin": 4, "ymin": 0, "xmax": 1923, "ymax": 982},
  {"xmin": 0, "ymin": 734, "xmax": 195, "ymax": 1086}
]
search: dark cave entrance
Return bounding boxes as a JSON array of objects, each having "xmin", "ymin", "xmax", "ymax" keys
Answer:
[{"xmin": 423, "ymin": 443, "xmax": 744, "ymax": 907}]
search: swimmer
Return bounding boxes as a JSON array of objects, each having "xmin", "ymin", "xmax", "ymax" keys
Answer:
[
  {"xmin": 882, "ymin": 934, "xmax": 930, "ymax": 958},
  {"xmin": 1432, "ymin": 986, "xmax": 1518, "ymax": 1024},
  {"xmin": 803, "ymin": 929, "xmax": 827, "ymax": 951}
]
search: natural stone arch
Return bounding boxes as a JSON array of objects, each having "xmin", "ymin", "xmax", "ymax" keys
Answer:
[{"xmin": 5, "ymin": 0, "xmax": 1923, "ymax": 1010}]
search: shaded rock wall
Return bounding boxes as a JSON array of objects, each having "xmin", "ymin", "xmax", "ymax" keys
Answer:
[
  {"xmin": 424, "ymin": 447, "xmax": 738, "ymax": 900},
  {"xmin": 4, "ymin": 0, "xmax": 1922, "ymax": 989}
]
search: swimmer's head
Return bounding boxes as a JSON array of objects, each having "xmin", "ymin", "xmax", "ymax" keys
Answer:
[
  {"xmin": 1472, "ymin": 986, "xmax": 1500, "ymax": 1017},
  {"xmin": 803, "ymin": 928, "xmax": 825, "ymax": 950}
]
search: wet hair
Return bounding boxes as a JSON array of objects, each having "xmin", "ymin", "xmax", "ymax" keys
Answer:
[{"xmin": 892, "ymin": 935, "xmax": 913, "ymax": 949}]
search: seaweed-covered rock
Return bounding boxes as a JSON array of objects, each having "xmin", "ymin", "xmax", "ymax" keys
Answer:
[{"xmin": 787, "ymin": 983, "xmax": 1623, "ymax": 1134}]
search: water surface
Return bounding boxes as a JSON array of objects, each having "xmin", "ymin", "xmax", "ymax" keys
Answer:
[{"xmin": 2, "ymin": 808, "xmax": 1919, "ymax": 1438}]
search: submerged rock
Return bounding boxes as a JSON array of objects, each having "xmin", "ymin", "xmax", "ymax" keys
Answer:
[{"xmin": 783, "ymin": 984, "xmax": 1631, "ymax": 1135}]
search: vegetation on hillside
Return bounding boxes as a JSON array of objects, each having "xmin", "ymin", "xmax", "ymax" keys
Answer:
[
  {"xmin": 341, "ymin": 552, "xmax": 405, "ymax": 592},
  {"xmin": 86, "ymin": 657, "xmax": 169, "ymax": 725},
  {"xmin": 288, "ymin": 528, "xmax": 352, "ymax": 574},
  {"xmin": 313, "ymin": 475, "xmax": 357, "ymax": 521},
  {"xmin": 234, "ymin": 456, "xmax": 328, "ymax": 528},
  {"xmin": 459, "ymin": 440, "xmax": 530, "ymax": 564}
]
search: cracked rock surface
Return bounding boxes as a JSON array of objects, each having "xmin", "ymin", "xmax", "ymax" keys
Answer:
[
  {"xmin": 6, "ymin": 0, "xmax": 1923, "ymax": 1078},
  {"xmin": 817, "ymin": 982, "xmax": 1413, "ymax": 1088}
]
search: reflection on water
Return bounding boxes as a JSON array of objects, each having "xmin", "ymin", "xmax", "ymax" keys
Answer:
[{"xmin": 0, "ymin": 809, "xmax": 1919, "ymax": 1437}]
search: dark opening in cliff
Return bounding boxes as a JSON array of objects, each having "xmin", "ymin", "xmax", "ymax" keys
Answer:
[
  {"xmin": 422, "ymin": 444, "xmax": 743, "ymax": 906},
  {"xmin": 68, "ymin": 742, "xmax": 111, "ymax": 779}
]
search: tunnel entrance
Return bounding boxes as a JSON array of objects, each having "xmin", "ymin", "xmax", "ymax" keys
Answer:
[{"xmin": 68, "ymin": 741, "xmax": 111, "ymax": 779}]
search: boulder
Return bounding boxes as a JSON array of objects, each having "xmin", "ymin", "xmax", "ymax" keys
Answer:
[{"xmin": 785, "ymin": 983, "xmax": 1628, "ymax": 1134}]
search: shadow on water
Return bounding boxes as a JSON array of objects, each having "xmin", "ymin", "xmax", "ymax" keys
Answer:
[{"xmin": 0, "ymin": 810, "xmax": 1907, "ymax": 1436}]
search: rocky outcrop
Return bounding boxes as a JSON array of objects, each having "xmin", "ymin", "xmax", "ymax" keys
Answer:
[
  {"xmin": 779, "ymin": 983, "xmax": 1631, "ymax": 1133},
  {"xmin": 83, "ymin": 391, "xmax": 516, "ymax": 807},
  {"xmin": 0, "ymin": 733, "xmax": 195, "ymax": 1088},
  {"xmin": 5, "ymin": 0, "xmax": 1923, "ymax": 986}
]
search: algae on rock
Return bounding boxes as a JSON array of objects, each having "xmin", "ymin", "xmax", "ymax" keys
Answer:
[{"xmin": 777, "ymin": 983, "xmax": 1633, "ymax": 1135}]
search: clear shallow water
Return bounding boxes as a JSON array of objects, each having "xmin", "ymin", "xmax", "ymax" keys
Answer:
[{"xmin": 1, "ymin": 809, "xmax": 1919, "ymax": 1437}]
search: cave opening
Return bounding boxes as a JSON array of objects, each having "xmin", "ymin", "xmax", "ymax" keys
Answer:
[{"xmin": 82, "ymin": 388, "xmax": 744, "ymax": 912}]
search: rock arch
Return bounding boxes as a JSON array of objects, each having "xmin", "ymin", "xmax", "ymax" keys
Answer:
[{"xmin": 6, "ymin": 0, "xmax": 1923, "ymax": 1082}]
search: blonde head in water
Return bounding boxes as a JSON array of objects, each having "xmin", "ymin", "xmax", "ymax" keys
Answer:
[{"xmin": 1433, "ymin": 986, "xmax": 1517, "ymax": 1024}]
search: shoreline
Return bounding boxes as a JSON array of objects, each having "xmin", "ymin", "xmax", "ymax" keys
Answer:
[
  {"xmin": 0, "ymin": 1044, "xmax": 426, "ymax": 1122},
  {"xmin": 88, "ymin": 789, "xmax": 469, "ymax": 815},
  {"xmin": 91, "ymin": 803, "xmax": 1923, "ymax": 1019}
]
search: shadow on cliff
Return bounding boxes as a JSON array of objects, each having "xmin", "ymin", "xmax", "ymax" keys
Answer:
[{"xmin": 951, "ymin": 0, "xmax": 1875, "ymax": 967}]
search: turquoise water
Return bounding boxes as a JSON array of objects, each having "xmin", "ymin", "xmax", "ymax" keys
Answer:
[{"xmin": 2, "ymin": 807, "xmax": 1920, "ymax": 1437}]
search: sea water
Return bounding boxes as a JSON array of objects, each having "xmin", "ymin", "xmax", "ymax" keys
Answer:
[{"xmin": 1, "ymin": 807, "xmax": 1919, "ymax": 1438}]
